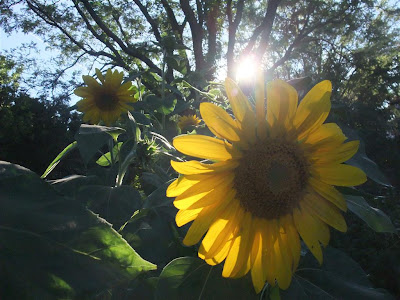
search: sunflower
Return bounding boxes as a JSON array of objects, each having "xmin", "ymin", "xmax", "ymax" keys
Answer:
[
  {"xmin": 166, "ymin": 75, "xmax": 367, "ymax": 292},
  {"xmin": 74, "ymin": 68, "xmax": 136, "ymax": 125},
  {"xmin": 177, "ymin": 114, "xmax": 201, "ymax": 131}
]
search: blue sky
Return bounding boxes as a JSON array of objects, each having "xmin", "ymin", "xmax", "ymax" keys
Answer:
[{"xmin": 1, "ymin": 28, "xmax": 82, "ymax": 104}]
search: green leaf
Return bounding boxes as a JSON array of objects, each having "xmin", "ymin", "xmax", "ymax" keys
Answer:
[
  {"xmin": 344, "ymin": 194, "xmax": 396, "ymax": 233},
  {"xmin": 41, "ymin": 141, "xmax": 77, "ymax": 178},
  {"xmin": 50, "ymin": 174, "xmax": 100, "ymax": 199},
  {"xmin": 78, "ymin": 185, "xmax": 142, "ymax": 229},
  {"xmin": 127, "ymin": 111, "xmax": 141, "ymax": 142},
  {"xmin": 344, "ymin": 132, "xmax": 391, "ymax": 186},
  {"xmin": 0, "ymin": 161, "xmax": 156, "ymax": 298},
  {"xmin": 75, "ymin": 125, "xmax": 112, "ymax": 165},
  {"xmin": 79, "ymin": 124, "xmax": 125, "ymax": 141},
  {"xmin": 130, "ymin": 111, "xmax": 152, "ymax": 126},
  {"xmin": 281, "ymin": 247, "xmax": 394, "ymax": 300},
  {"xmin": 142, "ymin": 179, "xmax": 175, "ymax": 210},
  {"xmin": 96, "ymin": 142, "xmax": 123, "ymax": 167},
  {"xmin": 155, "ymin": 257, "xmax": 257, "ymax": 299}
]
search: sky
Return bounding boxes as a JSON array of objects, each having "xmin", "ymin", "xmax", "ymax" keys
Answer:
[{"xmin": 1, "ymin": 28, "xmax": 82, "ymax": 105}]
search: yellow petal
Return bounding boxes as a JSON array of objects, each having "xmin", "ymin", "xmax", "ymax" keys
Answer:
[
  {"xmin": 309, "ymin": 177, "xmax": 347, "ymax": 211},
  {"xmin": 312, "ymin": 164, "xmax": 367, "ymax": 186},
  {"xmin": 171, "ymin": 160, "xmax": 238, "ymax": 175},
  {"xmin": 293, "ymin": 204, "xmax": 330, "ymax": 264},
  {"xmin": 294, "ymin": 80, "xmax": 332, "ymax": 140},
  {"xmin": 224, "ymin": 78, "xmax": 253, "ymax": 123},
  {"xmin": 167, "ymin": 175, "xmax": 200, "ymax": 197},
  {"xmin": 302, "ymin": 123, "xmax": 346, "ymax": 148},
  {"xmin": 175, "ymin": 207, "xmax": 203, "ymax": 227},
  {"xmin": 82, "ymin": 75, "xmax": 101, "ymax": 88},
  {"xmin": 224, "ymin": 78, "xmax": 257, "ymax": 145},
  {"xmin": 204, "ymin": 201, "xmax": 243, "ymax": 260},
  {"xmin": 201, "ymin": 238, "xmax": 232, "ymax": 266},
  {"xmin": 266, "ymin": 79, "xmax": 298, "ymax": 130},
  {"xmin": 74, "ymin": 87, "xmax": 91, "ymax": 97},
  {"xmin": 173, "ymin": 135, "xmax": 239, "ymax": 161},
  {"xmin": 95, "ymin": 68, "xmax": 104, "ymax": 83},
  {"xmin": 280, "ymin": 215, "xmax": 301, "ymax": 271},
  {"xmin": 313, "ymin": 140, "xmax": 359, "ymax": 164},
  {"xmin": 200, "ymin": 102, "xmax": 241, "ymax": 142},
  {"xmin": 263, "ymin": 220, "xmax": 278, "ymax": 286},
  {"xmin": 222, "ymin": 211, "xmax": 253, "ymax": 278},
  {"xmin": 174, "ymin": 175, "xmax": 234, "ymax": 210},
  {"xmin": 199, "ymin": 200, "xmax": 237, "ymax": 252},
  {"xmin": 303, "ymin": 192, "xmax": 347, "ymax": 232},
  {"xmin": 183, "ymin": 193, "xmax": 233, "ymax": 246},
  {"xmin": 250, "ymin": 220, "xmax": 267, "ymax": 293},
  {"xmin": 273, "ymin": 231, "xmax": 292, "ymax": 289}
]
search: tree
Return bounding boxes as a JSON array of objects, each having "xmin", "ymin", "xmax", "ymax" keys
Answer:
[{"xmin": 0, "ymin": 55, "xmax": 81, "ymax": 175}]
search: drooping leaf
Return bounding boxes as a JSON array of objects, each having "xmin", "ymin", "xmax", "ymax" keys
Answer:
[
  {"xmin": 41, "ymin": 141, "xmax": 77, "ymax": 178},
  {"xmin": 341, "ymin": 127, "xmax": 391, "ymax": 186},
  {"xmin": 344, "ymin": 194, "xmax": 396, "ymax": 233},
  {"xmin": 75, "ymin": 125, "xmax": 113, "ymax": 165},
  {"xmin": 0, "ymin": 161, "xmax": 156, "ymax": 299},
  {"xmin": 281, "ymin": 247, "xmax": 394, "ymax": 300},
  {"xmin": 155, "ymin": 257, "xmax": 257, "ymax": 300},
  {"xmin": 79, "ymin": 124, "xmax": 125, "ymax": 141}
]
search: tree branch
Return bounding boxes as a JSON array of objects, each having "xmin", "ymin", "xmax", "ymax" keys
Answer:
[
  {"xmin": 133, "ymin": 0, "xmax": 162, "ymax": 42},
  {"xmin": 80, "ymin": 0, "xmax": 162, "ymax": 75},
  {"xmin": 267, "ymin": 4, "xmax": 353, "ymax": 73},
  {"xmin": 205, "ymin": 0, "xmax": 221, "ymax": 75},
  {"xmin": 241, "ymin": 0, "xmax": 281, "ymax": 59},
  {"xmin": 73, "ymin": 1, "xmax": 127, "ymax": 68},
  {"xmin": 26, "ymin": 0, "xmax": 124, "ymax": 67},
  {"xmin": 227, "ymin": 0, "xmax": 245, "ymax": 77},
  {"xmin": 160, "ymin": 0, "xmax": 184, "ymax": 39},
  {"xmin": 180, "ymin": 0, "xmax": 205, "ymax": 71},
  {"xmin": 254, "ymin": 0, "xmax": 281, "ymax": 59}
]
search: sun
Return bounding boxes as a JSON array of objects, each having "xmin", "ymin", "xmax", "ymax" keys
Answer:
[{"xmin": 235, "ymin": 55, "xmax": 258, "ymax": 83}]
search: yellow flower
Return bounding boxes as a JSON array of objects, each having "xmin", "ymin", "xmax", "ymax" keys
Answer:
[
  {"xmin": 177, "ymin": 114, "xmax": 201, "ymax": 130},
  {"xmin": 74, "ymin": 68, "xmax": 136, "ymax": 125},
  {"xmin": 167, "ymin": 75, "xmax": 367, "ymax": 292}
]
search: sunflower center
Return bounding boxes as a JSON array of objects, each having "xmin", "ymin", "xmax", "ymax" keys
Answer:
[
  {"xmin": 95, "ymin": 92, "xmax": 119, "ymax": 111},
  {"xmin": 233, "ymin": 140, "xmax": 309, "ymax": 219}
]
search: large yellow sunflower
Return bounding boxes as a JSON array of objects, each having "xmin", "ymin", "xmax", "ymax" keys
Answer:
[
  {"xmin": 74, "ymin": 68, "xmax": 136, "ymax": 125},
  {"xmin": 167, "ymin": 75, "xmax": 367, "ymax": 292}
]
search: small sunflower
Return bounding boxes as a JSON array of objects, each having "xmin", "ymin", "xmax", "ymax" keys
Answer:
[
  {"xmin": 167, "ymin": 75, "xmax": 367, "ymax": 292},
  {"xmin": 74, "ymin": 68, "xmax": 136, "ymax": 125},
  {"xmin": 177, "ymin": 114, "xmax": 201, "ymax": 131}
]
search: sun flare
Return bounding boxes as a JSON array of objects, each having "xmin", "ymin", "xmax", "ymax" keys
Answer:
[{"xmin": 235, "ymin": 55, "xmax": 258, "ymax": 83}]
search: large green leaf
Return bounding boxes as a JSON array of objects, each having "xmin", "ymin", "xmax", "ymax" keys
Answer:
[
  {"xmin": 0, "ymin": 161, "xmax": 156, "ymax": 299},
  {"xmin": 281, "ymin": 247, "xmax": 393, "ymax": 299},
  {"xmin": 155, "ymin": 257, "xmax": 257, "ymax": 300},
  {"xmin": 344, "ymin": 194, "xmax": 396, "ymax": 233},
  {"xmin": 78, "ymin": 185, "xmax": 142, "ymax": 229}
]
